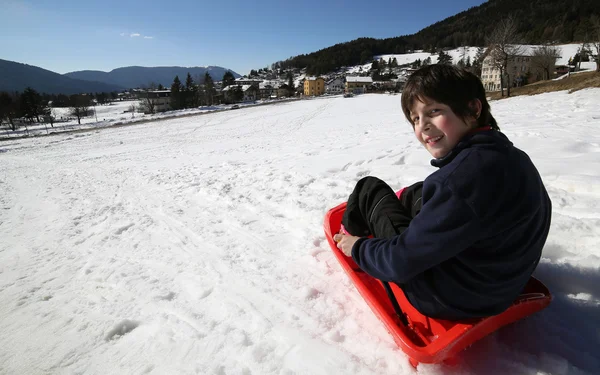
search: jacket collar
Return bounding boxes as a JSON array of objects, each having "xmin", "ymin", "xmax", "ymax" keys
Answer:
[{"xmin": 430, "ymin": 126, "xmax": 509, "ymax": 168}]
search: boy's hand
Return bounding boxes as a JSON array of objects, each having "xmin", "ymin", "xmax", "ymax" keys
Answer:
[{"xmin": 333, "ymin": 233, "xmax": 360, "ymax": 257}]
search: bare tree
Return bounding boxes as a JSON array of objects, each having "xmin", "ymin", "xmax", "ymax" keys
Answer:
[
  {"xmin": 486, "ymin": 16, "xmax": 525, "ymax": 97},
  {"xmin": 457, "ymin": 45, "xmax": 468, "ymax": 68},
  {"xmin": 139, "ymin": 91, "xmax": 156, "ymax": 114},
  {"xmin": 137, "ymin": 82, "xmax": 160, "ymax": 114},
  {"xmin": 69, "ymin": 94, "xmax": 92, "ymax": 125},
  {"xmin": 530, "ymin": 45, "xmax": 561, "ymax": 80},
  {"xmin": 591, "ymin": 15, "xmax": 600, "ymax": 72},
  {"xmin": 577, "ymin": 39, "xmax": 591, "ymax": 72},
  {"xmin": 0, "ymin": 91, "xmax": 19, "ymax": 131}
]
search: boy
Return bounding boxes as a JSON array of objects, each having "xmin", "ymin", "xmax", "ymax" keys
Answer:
[{"xmin": 333, "ymin": 65, "xmax": 552, "ymax": 320}]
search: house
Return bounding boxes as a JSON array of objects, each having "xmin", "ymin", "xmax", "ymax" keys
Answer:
[
  {"xmin": 242, "ymin": 85, "xmax": 259, "ymax": 101},
  {"xmin": 481, "ymin": 47, "xmax": 552, "ymax": 92},
  {"xmin": 303, "ymin": 76, "xmax": 325, "ymax": 96},
  {"xmin": 372, "ymin": 80, "xmax": 397, "ymax": 91},
  {"xmin": 222, "ymin": 84, "xmax": 259, "ymax": 103},
  {"xmin": 234, "ymin": 78, "xmax": 262, "ymax": 88},
  {"xmin": 555, "ymin": 65, "xmax": 574, "ymax": 76},
  {"xmin": 117, "ymin": 91, "xmax": 136, "ymax": 101},
  {"xmin": 345, "ymin": 76, "xmax": 373, "ymax": 94},
  {"xmin": 326, "ymin": 77, "xmax": 344, "ymax": 94},
  {"xmin": 276, "ymin": 85, "xmax": 289, "ymax": 98},
  {"xmin": 140, "ymin": 90, "xmax": 171, "ymax": 113},
  {"xmin": 259, "ymin": 81, "xmax": 286, "ymax": 99},
  {"xmin": 259, "ymin": 82, "xmax": 274, "ymax": 100},
  {"xmin": 394, "ymin": 75, "xmax": 408, "ymax": 90}
]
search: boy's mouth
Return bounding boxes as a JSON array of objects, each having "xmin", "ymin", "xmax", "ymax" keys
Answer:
[{"xmin": 426, "ymin": 136, "xmax": 443, "ymax": 144}]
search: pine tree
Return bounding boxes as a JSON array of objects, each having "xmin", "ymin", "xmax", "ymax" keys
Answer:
[
  {"xmin": 20, "ymin": 87, "xmax": 44, "ymax": 123},
  {"xmin": 203, "ymin": 72, "xmax": 215, "ymax": 105},
  {"xmin": 379, "ymin": 58, "xmax": 387, "ymax": 70},
  {"xmin": 185, "ymin": 73, "xmax": 198, "ymax": 108},
  {"xmin": 370, "ymin": 59, "xmax": 380, "ymax": 71},
  {"xmin": 170, "ymin": 75, "xmax": 182, "ymax": 110},
  {"xmin": 471, "ymin": 47, "xmax": 486, "ymax": 77},
  {"xmin": 437, "ymin": 50, "xmax": 452, "ymax": 65},
  {"xmin": 222, "ymin": 71, "xmax": 236, "ymax": 88},
  {"xmin": 286, "ymin": 72, "xmax": 295, "ymax": 96}
]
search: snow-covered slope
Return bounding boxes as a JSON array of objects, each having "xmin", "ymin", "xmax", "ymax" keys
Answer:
[
  {"xmin": 1, "ymin": 90, "xmax": 599, "ymax": 374},
  {"xmin": 344, "ymin": 44, "xmax": 598, "ymax": 73}
]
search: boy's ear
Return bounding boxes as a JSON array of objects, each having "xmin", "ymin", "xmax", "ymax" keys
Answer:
[{"xmin": 469, "ymin": 99, "xmax": 482, "ymax": 119}]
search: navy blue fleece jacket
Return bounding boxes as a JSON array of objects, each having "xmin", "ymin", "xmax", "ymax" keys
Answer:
[{"xmin": 351, "ymin": 129, "xmax": 552, "ymax": 318}]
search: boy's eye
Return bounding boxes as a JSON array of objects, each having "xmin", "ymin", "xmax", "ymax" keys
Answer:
[
  {"xmin": 430, "ymin": 109, "xmax": 440, "ymax": 115},
  {"xmin": 411, "ymin": 117, "xmax": 419, "ymax": 125}
]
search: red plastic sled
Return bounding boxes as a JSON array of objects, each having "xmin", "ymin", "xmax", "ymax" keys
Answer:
[{"xmin": 324, "ymin": 190, "xmax": 552, "ymax": 367}]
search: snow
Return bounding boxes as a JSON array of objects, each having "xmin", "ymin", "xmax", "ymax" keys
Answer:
[
  {"xmin": 369, "ymin": 44, "xmax": 598, "ymax": 71},
  {"xmin": 47, "ymin": 100, "xmax": 227, "ymax": 130},
  {"xmin": 2, "ymin": 99, "xmax": 295, "ymax": 139},
  {"xmin": 1, "ymin": 90, "xmax": 600, "ymax": 374}
]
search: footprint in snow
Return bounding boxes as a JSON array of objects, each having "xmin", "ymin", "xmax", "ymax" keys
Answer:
[
  {"xmin": 199, "ymin": 288, "xmax": 213, "ymax": 299},
  {"xmin": 104, "ymin": 319, "xmax": 140, "ymax": 341},
  {"xmin": 303, "ymin": 287, "xmax": 322, "ymax": 300}
]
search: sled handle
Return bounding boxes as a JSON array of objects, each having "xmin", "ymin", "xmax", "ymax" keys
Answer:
[{"xmin": 382, "ymin": 281, "xmax": 409, "ymax": 326}]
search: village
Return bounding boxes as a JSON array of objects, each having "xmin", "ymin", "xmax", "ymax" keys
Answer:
[{"xmin": 131, "ymin": 43, "xmax": 596, "ymax": 115}]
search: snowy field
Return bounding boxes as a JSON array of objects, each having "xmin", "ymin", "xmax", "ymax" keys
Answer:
[
  {"xmin": 1, "ymin": 99, "xmax": 288, "ymax": 140},
  {"xmin": 1, "ymin": 90, "xmax": 600, "ymax": 374}
]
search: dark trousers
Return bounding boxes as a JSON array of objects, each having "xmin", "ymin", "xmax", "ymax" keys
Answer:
[
  {"xmin": 342, "ymin": 176, "xmax": 423, "ymax": 239},
  {"xmin": 341, "ymin": 177, "xmax": 436, "ymax": 315},
  {"xmin": 341, "ymin": 177, "xmax": 486, "ymax": 320}
]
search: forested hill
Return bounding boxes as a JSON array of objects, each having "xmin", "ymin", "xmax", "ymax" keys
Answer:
[
  {"xmin": 0, "ymin": 59, "xmax": 124, "ymax": 95},
  {"xmin": 275, "ymin": 0, "xmax": 600, "ymax": 75}
]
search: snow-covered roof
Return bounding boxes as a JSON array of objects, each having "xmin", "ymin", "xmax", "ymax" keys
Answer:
[
  {"xmin": 235, "ymin": 78, "xmax": 262, "ymax": 83},
  {"xmin": 346, "ymin": 76, "xmax": 373, "ymax": 83},
  {"xmin": 259, "ymin": 81, "xmax": 283, "ymax": 89},
  {"xmin": 221, "ymin": 84, "xmax": 254, "ymax": 92}
]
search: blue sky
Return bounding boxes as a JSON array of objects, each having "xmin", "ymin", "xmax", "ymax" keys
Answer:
[{"xmin": 1, "ymin": 0, "xmax": 487, "ymax": 75}]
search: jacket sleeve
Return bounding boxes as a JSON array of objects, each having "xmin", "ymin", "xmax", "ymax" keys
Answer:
[{"xmin": 351, "ymin": 180, "xmax": 482, "ymax": 283}]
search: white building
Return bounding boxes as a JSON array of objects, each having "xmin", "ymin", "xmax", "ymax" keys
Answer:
[
  {"xmin": 222, "ymin": 84, "xmax": 258, "ymax": 102},
  {"xmin": 140, "ymin": 90, "xmax": 171, "ymax": 113},
  {"xmin": 480, "ymin": 46, "xmax": 552, "ymax": 92},
  {"xmin": 326, "ymin": 77, "xmax": 344, "ymax": 94},
  {"xmin": 345, "ymin": 76, "xmax": 373, "ymax": 94}
]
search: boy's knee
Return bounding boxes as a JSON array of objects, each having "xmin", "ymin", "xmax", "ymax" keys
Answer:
[{"xmin": 355, "ymin": 176, "xmax": 388, "ymax": 191}]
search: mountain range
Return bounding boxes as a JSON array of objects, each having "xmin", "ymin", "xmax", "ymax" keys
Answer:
[
  {"xmin": 0, "ymin": 59, "xmax": 124, "ymax": 95},
  {"xmin": 0, "ymin": 61, "xmax": 241, "ymax": 95},
  {"xmin": 64, "ymin": 66, "xmax": 241, "ymax": 90}
]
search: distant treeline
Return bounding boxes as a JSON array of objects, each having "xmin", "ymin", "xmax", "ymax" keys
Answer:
[
  {"xmin": 272, "ymin": 0, "xmax": 600, "ymax": 75},
  {"xmin": 0, "ymin": 88, "xmax": 120, "ymax": 130}
]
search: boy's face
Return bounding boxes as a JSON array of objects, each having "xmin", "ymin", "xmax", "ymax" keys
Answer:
[{"xmin": 409, "ymin": 97, "xmax": 477, "ymax": 159}]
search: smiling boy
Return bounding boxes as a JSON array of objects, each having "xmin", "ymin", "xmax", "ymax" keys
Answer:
[{"xmin": 333, "ymin": 65, "xmax": 552, "ymax": 320}]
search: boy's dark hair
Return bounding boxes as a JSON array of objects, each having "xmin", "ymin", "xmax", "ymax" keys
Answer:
[{"xmin": 401, "ymin": 64, "xmax": 499, "ymax": 131}]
